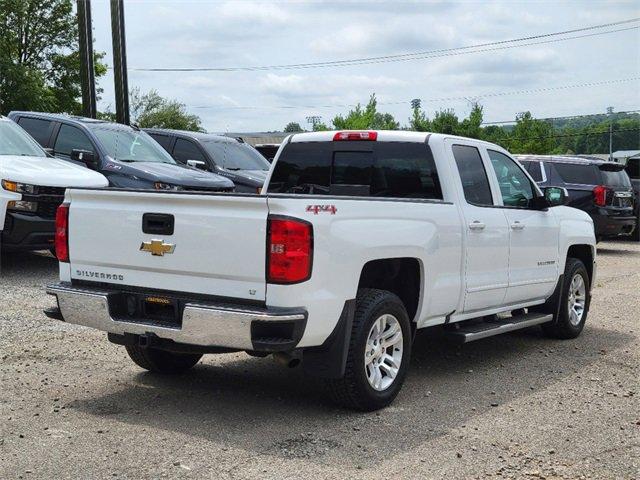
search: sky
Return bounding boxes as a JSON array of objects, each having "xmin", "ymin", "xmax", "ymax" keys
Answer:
[{"xmin": 89, "ymin": 0, "xmax": 640, "ymax": 133}]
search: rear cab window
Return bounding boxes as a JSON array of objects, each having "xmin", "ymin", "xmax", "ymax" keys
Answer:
[{"xmin": 268, "ymin": 141, "xmax": 442, "ymax": 200}]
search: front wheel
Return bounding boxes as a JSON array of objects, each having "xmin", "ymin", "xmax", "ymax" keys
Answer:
[
  {"xmin": 125, "ymin": 345, "xmax": 202, "ymax": 374},
  {"xmin": 542, "ymin": 258, "xmax": 591, "ymax": 339},
  {"xmin": 326, "ymin": 289, "xmax": 412, "ymax": 411}
]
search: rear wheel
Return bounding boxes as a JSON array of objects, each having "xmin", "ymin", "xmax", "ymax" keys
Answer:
[
  {"xmin": 542, "ymin": 258, "xmax": 590, "ymax": 339},
  {"xmin": 125, "ymin": 345, "xmax": 202, "ymax": 374},
  {"xmin": 326, "ymin": 289, "xmax": 412, "ymax": 411}
]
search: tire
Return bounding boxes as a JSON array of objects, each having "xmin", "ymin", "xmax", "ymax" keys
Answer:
[
  {"xmin": 541, "ymin": 258, "xmax": 591, "ymax": 339},
  {"xmin": 632, "ymin": 224, "xmax": 640, "ymax": 242},
  {"xmin": 326, "ymin": 288, "xmax": 412, "ymax": 411},
  {"xmin": 125, "ymin": 345, "xmax": 202, "ymax": 374}
]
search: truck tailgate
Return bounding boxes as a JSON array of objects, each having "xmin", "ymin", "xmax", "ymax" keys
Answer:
[{"xmin": 66, "ymin": 189, "xmax": 268, "ymax": 301}]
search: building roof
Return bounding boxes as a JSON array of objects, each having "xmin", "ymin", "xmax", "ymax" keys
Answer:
[{"xmin": 612, "ymin": 150, "xmax": 640, "ymax": 159}]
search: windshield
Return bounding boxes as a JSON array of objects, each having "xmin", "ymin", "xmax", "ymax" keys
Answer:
[
  {"xmin": 91, "ymin": 127, "xmax": 176, "ymax": 164},
  {"xmin": 203, "ymin": 141, "xmax": 269, "ymax": 171},
  {"xmin": 0, "ymin": 121, "xmax": 47, "ymax": 157},
  {"xmin": 601, "ymin": 169, "xmax": 632, "ymax": 188}
]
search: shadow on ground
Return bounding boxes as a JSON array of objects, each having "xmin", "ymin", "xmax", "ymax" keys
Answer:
[
  {"xmin": 68, "ymin": 324, "xmax": 633, "ymax": 465},
  {"xmin": 0, "ymin": 250, "xmax": 57, "ymax": 280}
]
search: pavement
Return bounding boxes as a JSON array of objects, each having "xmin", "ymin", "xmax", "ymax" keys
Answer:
[{"xmin": 0, "ymin": 241, "xmax": 638, "ymax": 479}]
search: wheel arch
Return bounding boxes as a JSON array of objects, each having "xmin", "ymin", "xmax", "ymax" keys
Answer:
[
  {"xmin": 566, "ymin": 244, "xmax": 595, "ymax": 284},
  {"xmin": 357, "ymin": 257, "xmax": 422, "ymax": 323}
]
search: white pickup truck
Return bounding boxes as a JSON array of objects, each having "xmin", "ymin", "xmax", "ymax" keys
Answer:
[
  {"xmin": 1, "ymin": 116, "xmax": 108, "ymax": 252},
  {"xmin": 46, "ymin": 130, "xmax": 596, "ymax": 411}
]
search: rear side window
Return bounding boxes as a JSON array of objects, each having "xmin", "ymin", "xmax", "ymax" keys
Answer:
[
  {"xmin": 149, "ymin": 133, "xmax": 173, "ymax": 152},
  {"xmin": 553, "ymin": 163, "xmax": 599, "ymax": 185},
  {"xmin": 268, "ymin": 142, "xmax": 442, "ymax": 199},
  {"xmin": 54, "ymin": 124, "xmax": 95, "ymax": 156},
  {"xmin": 17, "ymin": 117, "xmax": 52, "ymax": 146},
  {"xmin": 173, "ymin": 138, "xmax": 206, "ymax": 164},
  {"xmin": 452, "ymin": 145, "xmax": 493, "ymax": 206},
  {"xmin": 626, "ymin": 158, "xmax": 640, "ymax": 180}
]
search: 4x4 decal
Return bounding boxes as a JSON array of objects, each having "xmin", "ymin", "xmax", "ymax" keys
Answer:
[{"xmin": 306, "ymin": 205, "xmax": 337, "ymax": 215}]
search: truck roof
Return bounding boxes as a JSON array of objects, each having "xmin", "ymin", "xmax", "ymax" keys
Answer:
[
  {"xmin": 143, "ymin": 128, "xmax": 238, "ymax": 143},
  {"xmin": 514, "ymin": 154, "xmax": 621, "ymax": 167},
  {"xmin": 288, "ymin": 130, "xmax": 501, "ymax": 147}
]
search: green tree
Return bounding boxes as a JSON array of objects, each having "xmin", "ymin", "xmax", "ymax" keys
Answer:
[
  {"xmin": 507, "ymin": 112, "xmax": 556, "ymax": 154},
  {"xmin": 459, "ymin": 103, "xmax": 483, "ymax": 139},
  {"xmin": 431, "ymin": 109, "xmax": 459, "ymax": 134},
  {"xmin": 332, "ymin": 94, "xmax": 399, "ymax": 130},
  {"xmin": 0, "ymin": 0, "xmax": 107, "ymax": 115},
  {"xmin": 284, "ymin": 122, "xmax": 304, "ymax": 133},
  {"xmin": 130, "ymin": 88, "xmax": 203, "ymax": 131},
  {"xmin": 409, "ymin": 101, "xmax": 431, "ymax": 132}
]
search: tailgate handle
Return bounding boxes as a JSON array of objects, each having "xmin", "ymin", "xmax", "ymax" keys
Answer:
[{"xmin": 142, "ymin": 213, "xmax": 174, "ymax": 235}]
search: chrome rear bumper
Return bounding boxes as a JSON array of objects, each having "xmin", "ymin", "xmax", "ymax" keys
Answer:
[{"xmin": 46, "ymin": 283, "xmax": 306, "ymax": 351}]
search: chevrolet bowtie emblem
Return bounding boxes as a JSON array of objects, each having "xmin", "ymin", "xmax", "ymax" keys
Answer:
[{"xmin": 140, "ymin": 239, "xmax": 176, "ymax": 256}]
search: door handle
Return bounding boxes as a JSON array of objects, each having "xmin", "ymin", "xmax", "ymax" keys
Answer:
[
  {"xmin": 511, "ymin": 221, "xmax": 525, "ymax": 230},
  {"xmin": 469, "ymin": 221, "xmax": 486, "ymax": 231}
]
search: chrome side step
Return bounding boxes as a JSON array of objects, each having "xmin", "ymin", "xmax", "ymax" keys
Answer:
[{"xmin": 445, "ymin": 312, "xmax": 553, "ymax": 344}]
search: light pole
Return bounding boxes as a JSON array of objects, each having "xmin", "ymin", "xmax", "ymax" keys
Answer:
[
  {"xmin": 77, "ymin": 0, "xmax": 97, "ymax": 118},
  {"xmin": 607, "ymin": 106, "xmax": 614, "ymax": 161}
]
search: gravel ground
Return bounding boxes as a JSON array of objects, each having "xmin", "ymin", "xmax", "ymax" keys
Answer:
[{"xmin": 0, "ymin": 242, "xmax": 638, "ymax": 479}]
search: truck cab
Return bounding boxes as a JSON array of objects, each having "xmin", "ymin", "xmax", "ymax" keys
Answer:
[{"xmin": 0, "ymin": 116, "xmax": 108, "ymax": 252}]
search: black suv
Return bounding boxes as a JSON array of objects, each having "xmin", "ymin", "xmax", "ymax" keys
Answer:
[
  {"xmin": 516, "ymin": 155, "xmax": 636, "ymax": 240},
  {"xmin": 145, "ymin": 129, "xmax": 269, "ymax": 193},
  {"xmin": 8, "ymin": 112, "xmax": 234, "ymax": 192},
  {"xmin": 623, "ymin": 155, "xmax": 640, "ymax": 241}
]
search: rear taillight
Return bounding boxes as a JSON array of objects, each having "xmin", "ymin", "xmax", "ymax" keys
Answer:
[
  {"xmin": 593, "ymin": 185, "xmax": 609, "ymax": 207},
  {"xmin": 333, "ymin": 131, "xmax": 378, "ymax": 141},
  {"xmin": 55, "ymin": 203, "xmax": 70, "ymax": 262},
  {"xmin": 267, "ymin": 217, "xmax": 313, "ymax": 284}
]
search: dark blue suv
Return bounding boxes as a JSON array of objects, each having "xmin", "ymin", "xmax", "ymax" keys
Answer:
[
  {"xmin": 145, "ymin": 129, "xmax": 269, "ymax": 193},
  {"xmin": 8, "ymin": 112, "xmax": 234, "ymax": 192}
]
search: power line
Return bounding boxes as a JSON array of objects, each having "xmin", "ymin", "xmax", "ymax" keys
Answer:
[
  {"xmin": 187, "ymin": 77, "xmax": 640, "ymax": 111},
  {"xmin": 126, "ymin": 18, "xmax": 640, "ymax": 72},
  {"xmin": 499, "ymin": 127, "xmax": 640, "ymax": 143},
  {"xmin": 484, "ymin": 109, "xmax": 640, "ymax": 126}
]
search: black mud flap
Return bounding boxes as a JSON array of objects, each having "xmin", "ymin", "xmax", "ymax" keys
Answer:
[{"xmin": 302, "ymin": 299, "xmax": 355, "ymax": 379}]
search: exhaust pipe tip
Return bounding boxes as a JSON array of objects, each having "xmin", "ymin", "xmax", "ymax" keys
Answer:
[{"xmin": 272, "ymin": 351, "xmax": 301, "ymax": 368}]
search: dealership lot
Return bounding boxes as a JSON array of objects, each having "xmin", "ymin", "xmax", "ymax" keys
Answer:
[{"xmin": 1, "ymin": 242, "xmax": 638, "ymax": 479}]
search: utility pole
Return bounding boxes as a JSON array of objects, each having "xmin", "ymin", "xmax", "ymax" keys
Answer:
[
  {"xmin": 110, "ymin": 0, "xmax": 130, "ymax": 125},
  {"xmin": 607, "ymin": 106, "xmax": 614, "ymax": 161},
  {"xmin": 77, "ymin": 0, "xmax": 97, "ymax": 118}
]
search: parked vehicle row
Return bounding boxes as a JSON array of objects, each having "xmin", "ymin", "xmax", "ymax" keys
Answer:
[
  {"xmin": 516, "ymin": 155, "xmax": 637, "ymax": 241},
  {"xmin": 46, "ymin": 130, "xmax": 596, "ymax": 411}
]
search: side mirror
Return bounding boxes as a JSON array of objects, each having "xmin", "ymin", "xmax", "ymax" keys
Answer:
[
  {"xmin": 70, "ymin": 149, "xmax": 98, "ymax": 168},
  {"xmin": 544, "ymin": 186, "xmax": 569, "ymax": 207},
  {"xmin": 187, "ymin": 159, "xmax": 208, "ymax": 170}
]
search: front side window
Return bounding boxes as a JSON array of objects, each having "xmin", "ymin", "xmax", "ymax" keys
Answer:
[
  {"xmin": 91, "ymin": 127, "xmax": 175, "ymax": 164},
  {"xmin": 452, "ymin": 145, "xmax": 493, "ymax": 206},
  {"xmin": 487, "ymin": 150, "xmax": 535, "ymax": 208},
  {"xmin": 0, "ymin": 121, "xmax": 47, "ymax": 157},
  {"xmin": 173, "ymin": 138, "xmax": 206, "ymax": 164},
  {"xmin": 54, "ymin": 124, "xmax": 95, "ymax": 156}
]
